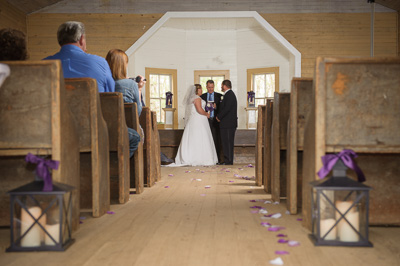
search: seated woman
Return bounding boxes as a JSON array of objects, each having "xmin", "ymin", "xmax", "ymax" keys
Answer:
[{"xmin": 106, "ymin": 49, "xmax": 142, "ymax": 157}]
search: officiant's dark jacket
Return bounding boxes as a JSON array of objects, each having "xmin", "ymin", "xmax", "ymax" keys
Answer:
[
  {"xmin": 201, "ymin": 91, "xmax": 223, "ymax": 126},
  {"xmin": 217, "ymin": 90, "xmax": 238, "ymax": 129}
]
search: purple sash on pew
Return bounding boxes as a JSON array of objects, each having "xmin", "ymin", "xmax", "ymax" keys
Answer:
[{"xmin": 25, "ymin": 153, "xmax": 60, "ymax": 191}]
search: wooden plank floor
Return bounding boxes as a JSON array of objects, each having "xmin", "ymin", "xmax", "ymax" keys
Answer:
[{"xmin": 0, "ymin": 164, "xmax": 399, "ymax": 266}]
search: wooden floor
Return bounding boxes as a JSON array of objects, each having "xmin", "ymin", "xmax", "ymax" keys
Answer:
[{"xmin": 0, "ymin": 164, "xmax": 399, "ymax": 266}]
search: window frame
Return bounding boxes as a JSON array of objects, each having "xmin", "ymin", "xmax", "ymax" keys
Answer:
[
  {"xmin": 145, "ymin": 67, "xmax": 178, "ymax": 129},
  {"xmin": 247, "ymin": 67, "xmax": 279, "ymax": 107},
  {"xmin": 194, "ymin": 70, "xmax": 230, "ymax": 93}
]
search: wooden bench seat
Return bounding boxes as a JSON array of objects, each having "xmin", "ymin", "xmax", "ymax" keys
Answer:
[
  {"xmin": 124, "ymin": 103, "xmax": 144, "ymax": 194},
  {"xmin": 100, "ymin": 93, "xmax": 130, "ymax": 204},
  {"xmin": 139, "ymin": 107, "xmax": 156, "ymax": 187},
  {"xmin": 151, "ymin": 111, "xmax": 161, "ymax": 182},
  {"xmin": 302, "ymin": 57, "xmax": 400, "ymax": 229},
  {"xmin": 0, "ymin": 60, "xmax": 80, "ymax": 231},
  {"xmin": 65, "ymin": 78, "xmax": 110, "ymax": 217}
]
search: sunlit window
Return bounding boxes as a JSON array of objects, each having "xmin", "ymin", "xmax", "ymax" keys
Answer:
[
  {"xmin": 199, "ymin": 76, "xmax": 224, "ymax": 94},
  {"xmin": 247, "ymin": 67, "xmax": 279, "ymax": 107},
  {"xmin": 194, "ymin": 70, "xmax": 229, "ymax": 94},
  {"xmin": 149, "ymin": 74, "xmax": 171, "ymax": 124}
]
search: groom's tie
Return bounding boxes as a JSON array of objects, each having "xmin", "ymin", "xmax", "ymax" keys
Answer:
[{"xmin": 208, "ymin": 93, "xmax": 214, "ymax": 118}]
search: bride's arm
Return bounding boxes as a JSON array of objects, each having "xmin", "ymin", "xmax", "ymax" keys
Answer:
[{"xmin": 194, "ymin": 98, "xmax": 210, "ymax": 118}]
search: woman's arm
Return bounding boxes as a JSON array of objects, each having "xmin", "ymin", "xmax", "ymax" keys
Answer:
[{"xmin": 194, "ymin": 98, "xmax": 210, "ymax": 118}]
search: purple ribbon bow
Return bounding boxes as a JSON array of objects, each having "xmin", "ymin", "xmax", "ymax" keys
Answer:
[
  {"xmin": 25, "ymin": 153, "xmax": 60, "ymax": 191},
  {"xmin": 317, "ymin": 149, "xmax": 365, "ymax": 182}
]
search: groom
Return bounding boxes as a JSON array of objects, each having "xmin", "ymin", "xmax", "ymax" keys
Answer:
[
  {"xmin": 216, "ymin": 80, "xmax": 237, "ymax": 165},
  {"xmin": 201, "ymin": 80, "xmax": 223, "ymax": 163}
]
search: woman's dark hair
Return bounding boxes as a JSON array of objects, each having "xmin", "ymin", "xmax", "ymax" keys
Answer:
[{"xmin": 0, "ymin": 28, "xmax": 28, "ymax": 61}]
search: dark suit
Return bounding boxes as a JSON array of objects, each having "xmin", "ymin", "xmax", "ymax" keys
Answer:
[
  {"xmin": 201, "ymin": 91, "xmax": 223, "ymax": 163},
  {"xmin": 216, "ymin": 89, "xmax": 237, "ymax": 165}
]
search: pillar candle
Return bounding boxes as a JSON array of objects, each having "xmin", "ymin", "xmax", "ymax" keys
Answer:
[
  {"xmin": 335, "ymin": 201, "xmax": 360, "ymax": 242},
  {"xmin": 44, "ymin": 223, "xmax": 60, "ymax": 245},
  {"xmin": 21, "ymin": 207, "xmax": 44, "ymax": 247},
  {"xmin": 320, "ymin": 218, "xmax": 337, "ymax": 240}
]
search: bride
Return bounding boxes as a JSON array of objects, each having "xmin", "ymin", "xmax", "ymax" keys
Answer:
[{"xmin": 172, "ymin": 84, "xmax": 218, "ymax": 166}]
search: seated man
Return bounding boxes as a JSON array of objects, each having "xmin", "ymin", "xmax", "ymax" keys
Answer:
[{"xmin": 44, "ymin": 21, "xmax": 114, "ymax": 93}]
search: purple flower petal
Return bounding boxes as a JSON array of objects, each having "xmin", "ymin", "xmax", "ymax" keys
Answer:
[
  {"xmin": 238, "ymin": 168, "xmax": 243, "ymax": 170},
  {"xmin": 288, "ymin": 240, "xmax": 300, "ymax": 247},
  {"xmin": 261, "ymin": 222, "xmax": 271, "ymax": 227},
  {"xmin": 278, "ymin": 239, "xmax": 289, "ymax": 243},
  {"xmin": 247, "ymin": 164, "xmax": 254, "ymax": 168},
  {"xmin": 250, "ymin": 206, "xmax": 262, "ymax": 209},
  {"xmin": 201, "ymin": 171, "xmax": 205, "ymax": 173},
  {"xmin": 251, "ymin": 210, "xmax": 259, "ymax": 213},
  {"xmin": 106, "ymin": 211, "xmax": 115, "ymax": 214},
  {"xmin": 268, "ymin": 226, "xmax": 286, "ymax": 232},
  {"xmin": 275, "ymin": 251, "xmax": 289, "ymax": 255},
  {"xmin": 276, "ymin": 234, "xmax": 287, "ymax": 238},
  {"xmin": 229, "ymin": 180, "xmax": 234, "ymax": 183},
  {"xmin": 205, "ymin": 185, "xmax": 211, "ymax": 188},
  {"xmin": 164, "ymin": 186, "xmax": 169, "ymax": 188},
  {"xmin": 249, "ymin": 200, "xmax": 257, "ymax": 202},
  {"xmin": 79, "ymin": 220, "xmax": 83, "ymax": 224},
  {"xmin": 80, "ymin": 216, "xmax": 86, "ymax": 220},
  {"xmin": 296, "ymin": 218, "xmax": 303, "ymax": 221},
  {"xmin": 168, "ymin": 174, "xmax": 174, "ymax": 177}
]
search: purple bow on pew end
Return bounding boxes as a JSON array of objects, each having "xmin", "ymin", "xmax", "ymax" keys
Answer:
[
  {"xmin": 317, "ymin": 149, "xmax": 366, "ymax": 182},
  {"xmin": 25, "ymin": 153, "xmax": 60, "ymax": 191}
]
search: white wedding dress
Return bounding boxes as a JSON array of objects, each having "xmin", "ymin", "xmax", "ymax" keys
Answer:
[{"xmin": 172, "ymin": 96, "xmax": 218, "ymax": 166}]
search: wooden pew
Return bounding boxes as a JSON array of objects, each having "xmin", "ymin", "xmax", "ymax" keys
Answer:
[
  {"xmin": 124, "ymin": 103, "xmax": 144, "ymax": 194},
  {"xmin": 263, "ymin": 99, "xmax": 274, "ymax": 193},
  {"xmin": 0, "ymin": 61, "xmax": 80, "ymax": 231},
  {"xmin": 151, "ymin": 111, "xmax": 161, "ymax": 182},
  {"xmin": 65, "ymin": 78, "xmax": 110, "ymax": 217},
  {"xmin": 255, "ymin": 105, "xmax": 266, "ymax": 186},
  {"xmin": 286, "ymin": 78, "xmax": 313, "ymax": 214},
  {"xmin": 302, "ymin": 57, "xmax": 400, "ymax": 229},
  {"xmin": 139, "ymin": 107, "xmax": 155, "ymax": 187},
  {"xmin": 271, "ymin": 92, "xmax": 290, "ymax": 203},
  {"xmin": 99, "ymin": 93, "xmax": 130, "ymax": 204}
]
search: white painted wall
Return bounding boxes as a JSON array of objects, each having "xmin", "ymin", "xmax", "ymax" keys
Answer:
[{"xmin": 129, "ymin": 25, "xmax": 295, "ymax": 129}]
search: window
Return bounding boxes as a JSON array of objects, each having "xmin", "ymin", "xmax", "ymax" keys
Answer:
[
  {"xmin": 194, "ymin": 70, "xmax": 230, "ymax": 94},
  {"xmin": 145, "ymin": 68, "xmax": 177, "ymax": 128},
  {"xmin": 247, "ymin": 67, "xmax": 279, "ymax": 107}
]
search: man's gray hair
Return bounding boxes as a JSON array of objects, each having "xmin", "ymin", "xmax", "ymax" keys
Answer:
[{"xmin": 57, "ymin": 21, "xmax": 85, "ymax": 46}]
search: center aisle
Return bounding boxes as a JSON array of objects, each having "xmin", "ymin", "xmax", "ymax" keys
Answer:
[{"xmin": 0, "ymin": 164, "xmax": 399, "ymax": 265}]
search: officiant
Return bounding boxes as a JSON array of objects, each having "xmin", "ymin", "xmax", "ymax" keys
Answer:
[{"xmin": 201, "ymin": 80, "xmax": 223, "ymax": 164}]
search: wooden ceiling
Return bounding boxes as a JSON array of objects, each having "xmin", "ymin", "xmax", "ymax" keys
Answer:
[{"xmin": 6, "ymin": 0, "xmax": 400, "ymax": 14}]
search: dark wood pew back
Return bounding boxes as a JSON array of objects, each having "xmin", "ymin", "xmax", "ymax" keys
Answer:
[
  {"xmin": 271, "ymin": 92, "xmax": 290, "ymax": 202},
  {"xmin": 151, "ymin": 111, "xmax": 161, "ymax": 182},
  {"xmin": 65, "ymin": 78, "xmax": 110, "ymax": 217},
  {"xmin": 0, "ymin": 60, "xmax": 80, "ymax": 231},
  {"xmin": 263, "ymin": 99, "xmax": 274, "ymax": 193},
  {"xmin": 302, "ymin": 57, "xmax": 400, "ymax": 229},
  {"xmin": 287, "ymin": 78, "xmax": 313, "ymax": 214},
  {"xmin": 124, "ymin": 103, "xmax": 144, "ymax": 194},
  {"xmin": 100, "ymin": 92, "xmax": 130, "ymax": 204},
  {"xmin": 139, "ymin": 107, "xmax": 155, "ymax": 187},
  {"xmin": 255, "ymin": 105, "xmax": 266, "ymax": 186}
]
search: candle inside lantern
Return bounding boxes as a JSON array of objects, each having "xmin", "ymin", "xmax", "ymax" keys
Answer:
[
  {"xmin": 335, "ymin": 201, "xmax": 360, "ymax": 242},
  {"xmin": 20, "ymin": 207, "xmax": 46, "ymax": 247},
  {"xmin": 45, "ymin": 223, "xmax": 60, "ymax": 245},
  {"xmin": 320, "ymin": 218, "xmax": 337, "ymax": 240}
]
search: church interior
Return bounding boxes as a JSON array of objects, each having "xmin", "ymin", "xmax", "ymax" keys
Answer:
[{"xmin": 0, "ymin": 0, "xmax": 399, "ymax": 265}]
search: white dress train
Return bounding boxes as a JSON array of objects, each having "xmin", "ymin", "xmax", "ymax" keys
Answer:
[{"xmin": 173, "ymin": 98, "xmax": 218, "ymax": 166}]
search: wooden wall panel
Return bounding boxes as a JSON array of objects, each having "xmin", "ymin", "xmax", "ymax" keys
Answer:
[
  {"xmin": 0, "ymin": 0, "xmax": 26, "ymax": 33},
  {"xmin": 26, "ymin": 13, "xmax": 397, "ymax": 77}
]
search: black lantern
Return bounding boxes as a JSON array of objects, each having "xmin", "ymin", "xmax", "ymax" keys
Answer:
[
  {"xmin": 309, "ymin": 158, "xmax": 372, "ymax": 247},
  {"xmin": 7, "ymin": 181, "xmax": 75, "ymax": 252}
]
